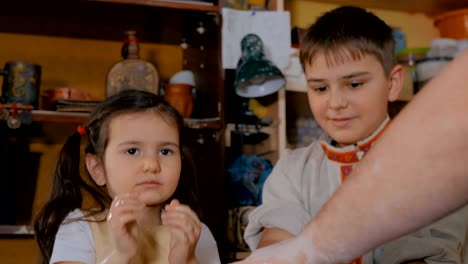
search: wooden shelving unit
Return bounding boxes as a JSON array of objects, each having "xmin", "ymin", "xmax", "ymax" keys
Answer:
[
  {"xmin": 92, "ymin": 0, "xmax": 219, "ymax": 12},
  {"xmin": 1, "ymin": 0, "xmax": 227, "ymax": 262},
  {"xmin": 0, "ymin": 1, "xmax": 221, "ymax": 47}
]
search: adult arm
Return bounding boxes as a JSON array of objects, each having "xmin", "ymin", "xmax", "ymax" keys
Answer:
[
  {"xmin": 237, "ymin": 49, "xmax": 468, "ymax": 264},
  {"xmin": 305, "ymin": 49, "xmax": 468, "ymax": 263}
]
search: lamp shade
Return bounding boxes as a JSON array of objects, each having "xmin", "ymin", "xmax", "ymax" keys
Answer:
[{"xmin": 234, "ymin": 34, "xmax": 285, "ymax": 98}]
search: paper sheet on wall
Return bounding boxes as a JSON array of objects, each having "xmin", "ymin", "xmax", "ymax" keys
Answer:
[{"xmin": 222, "ymin": 8, "xmax": 291, "ymax": 70}]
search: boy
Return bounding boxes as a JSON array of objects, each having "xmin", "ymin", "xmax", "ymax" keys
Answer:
[{"xmin": 244, "ymin": 6, "xmax": 468, "ymax": 264}]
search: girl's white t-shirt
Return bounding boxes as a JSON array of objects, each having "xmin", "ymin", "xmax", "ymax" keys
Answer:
[{"xmin": 50, "ymin": 210, "xmax": 221, "ymax": 264}]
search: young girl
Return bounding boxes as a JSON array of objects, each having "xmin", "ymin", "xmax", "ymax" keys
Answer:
[{"xmin": 34, "ymin": 90, "xmax": 221, "ymax": 264}]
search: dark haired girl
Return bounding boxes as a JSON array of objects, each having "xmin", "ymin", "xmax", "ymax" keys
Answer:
[{"xmin": 34, "ymin": 90, "xmax": 220, "ymax": 264}]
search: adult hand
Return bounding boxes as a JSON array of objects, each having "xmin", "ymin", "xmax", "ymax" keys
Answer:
[
  {"xmin": 163, "ymin": 199, "xmax": 201, "ymax": 264},
  {"xmin": 232, "ymin": 234, "xmax": 326, "ymax": 264}
]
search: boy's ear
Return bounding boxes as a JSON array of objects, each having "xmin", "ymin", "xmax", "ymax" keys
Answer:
[
  {"xmin": 86, "ymin": 154, "xmax": 106, "ymax": 186},
  {"xmin": 387, "ymin": 64, "xmax": 405, "ymax": 102}
]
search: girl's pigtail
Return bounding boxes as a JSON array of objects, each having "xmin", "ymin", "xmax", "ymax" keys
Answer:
[{"xmin": 34, "ymin": 130, "xmax": 84, "ymax": 263}]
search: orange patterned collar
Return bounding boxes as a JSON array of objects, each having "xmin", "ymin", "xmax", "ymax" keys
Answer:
[{"xmin": 320, "ymin": 117, "xmax": 391, "ymax": 164}]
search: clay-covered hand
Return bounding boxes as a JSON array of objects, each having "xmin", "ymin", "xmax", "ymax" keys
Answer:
[
  {"xmin": 162, "ymin": 199, "xmax": 201, "ymax": 264},
  {"xmin": 231, "ymin": 234, "xmax": 325, "ymax": 264},
  {"xmin": 107, "ymin": 192, "xmax": 145, "ymax": 262}
]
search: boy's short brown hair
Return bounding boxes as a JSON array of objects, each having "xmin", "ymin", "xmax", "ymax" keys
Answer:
[{"xmin": 300, "ymin": 6, "xmax": 396, "ymax": 76}]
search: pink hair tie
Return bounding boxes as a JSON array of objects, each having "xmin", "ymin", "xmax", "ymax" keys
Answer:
[{"xmin": 77, "ymin": 125, "xmax": 86, "ymax": 136}]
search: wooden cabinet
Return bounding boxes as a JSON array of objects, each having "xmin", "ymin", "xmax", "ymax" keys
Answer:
[{"xmin": 0, "ymin": 0, "xmax": 227, "ymax": 262}]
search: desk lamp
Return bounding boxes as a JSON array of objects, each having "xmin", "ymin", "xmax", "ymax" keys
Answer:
[
  {"xmin": 234, "ymin": 33, "xmax": 285, "ymax": 98},
  {"xmin": 231, "ymin": 33, "xmax": 285, "ymax": 144}
]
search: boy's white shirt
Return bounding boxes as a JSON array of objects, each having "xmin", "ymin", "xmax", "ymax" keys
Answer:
[
  {"xmin": 50, "ymin": 209, "xmax": 221, "ymax": 264},
  {"xmin": 244, "ymin": 116, "xmax": 468, "ymax": 263}
]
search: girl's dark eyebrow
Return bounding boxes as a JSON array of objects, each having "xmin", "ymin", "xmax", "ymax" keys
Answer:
[
  {"xmin": 117, "ymin": 140, "xmax": 179, "ymax": 147},
  {"xmin": 159, "ymin": 142, "xmax": 179, "ymax": 148},
  {"xmin": 117, "ymin": 140, "xmax": 141, "ymax": 146}
]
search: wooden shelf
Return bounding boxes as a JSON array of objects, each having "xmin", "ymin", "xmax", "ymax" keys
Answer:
[
  {"xmin": 32, "ymin": 110, "xmax": 89, "ymax": 124},
  {"xmin": 91, "ymin": 0, "xmax": 219, "ymax": 12},
  {"xmin": 0, "ymin": 0, "xmax": 221, "ymax": 46},
  {"xmin": 0, "ymin": 225, "xmax": 34, "ymax": 236},
  {"xmin": 31, "ymin": 110, "xmax": 222, "ymax": 129},
  {"xmin": 310, "ymin": 0, "xmax": 466, "ymax": 14}
]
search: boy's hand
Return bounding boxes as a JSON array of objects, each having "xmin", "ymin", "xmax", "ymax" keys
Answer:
[
  {"xmin": 163, "ymin": 199, "xmax": 201, "ymax": 264},
  {"xmin": 107, "ymin": 192, "xmax": 145, "ymax": 262}
]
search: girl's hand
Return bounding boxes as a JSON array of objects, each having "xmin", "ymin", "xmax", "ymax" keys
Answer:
[
  {"xmin": 162, "ymin": 199, "xmax": 201, "ymax": 264},
  {"xmin": 107, "ymin": 192, "xmax": 145, "ymax": 262}
]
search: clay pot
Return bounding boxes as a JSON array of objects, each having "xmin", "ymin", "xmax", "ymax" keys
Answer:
[{"xmin": 164, "ymin": 83, "xmax": 194, "ymax": 118}]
